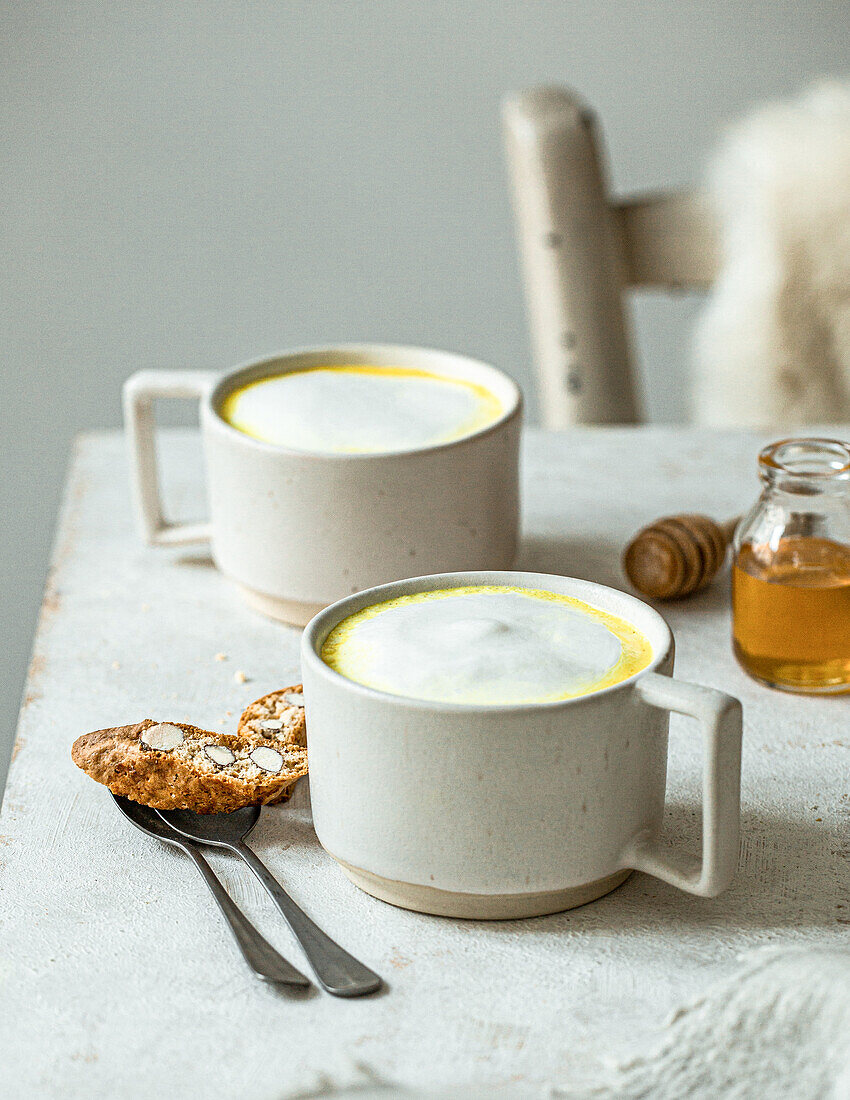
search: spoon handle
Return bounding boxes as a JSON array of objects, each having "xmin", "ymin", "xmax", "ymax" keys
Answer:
[
  {"xmin": 182, "ymin": 842, "xmax": 310, "ymax": 987},
  {"xmin": 233, "ymin": 840, "xmax": 382, "ymax": 997}
]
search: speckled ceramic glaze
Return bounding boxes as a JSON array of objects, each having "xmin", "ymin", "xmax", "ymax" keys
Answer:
[
  {"xmin": 123, "ymin": 345, "xmax": 522, "ymax": 625},
  {"xmin": 302, "ymin": 571, "xmax": 743, "ymax": 919}
]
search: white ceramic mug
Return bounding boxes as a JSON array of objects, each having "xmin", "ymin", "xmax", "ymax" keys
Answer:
[
  {"xmin": 301, "ymin": 570, "xmax": 743, "ymax": 919},
  {"xmin": 123, "ymin": 345, "xmax": 522, "ymax": 625}
]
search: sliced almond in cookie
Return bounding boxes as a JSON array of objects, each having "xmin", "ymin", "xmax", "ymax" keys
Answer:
[
  {"xmin": 204, "ymin": 744, "xmax": 236, "ymax": 767},
  {"xmin": 250, "ymin": 746, "xmax": 284, "ymax": 773},
  {"xmin": 140, "ymin": 722, "xmax": 185, "ymax": 751},
  {"xmin": 71, "ymin": 719, "xmax": 308, "ymax": 814},
  {"xmin": 238, "ymin": 685, "xmax": 307, "ymax": 747}
]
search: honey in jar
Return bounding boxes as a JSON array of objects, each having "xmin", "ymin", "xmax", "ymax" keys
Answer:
[{"xmin": 732, "ymin": 439, "xmax": 850, "ymax": 694}]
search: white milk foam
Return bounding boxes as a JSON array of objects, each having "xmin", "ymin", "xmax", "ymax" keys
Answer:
[
  {"xmin": 321, "ymin": 585, "xmax": 654, "ymax": 705},
  {"xmin": 220, "ymin": 365, "xmax": 504, "ymax": 454}
]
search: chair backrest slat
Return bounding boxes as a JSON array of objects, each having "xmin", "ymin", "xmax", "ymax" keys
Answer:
[{"xmin": 614, "ymin": 191, "xmax": 718, "ymax": 289}]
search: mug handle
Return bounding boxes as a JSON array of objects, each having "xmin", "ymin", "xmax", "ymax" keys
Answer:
[
  {"xmin": 620, "ymin": 671, "xmax": 742, "ymax": 896},
  {"xmin": 122, "ymin": 370, "xmax": 218, "ymax": 546}
]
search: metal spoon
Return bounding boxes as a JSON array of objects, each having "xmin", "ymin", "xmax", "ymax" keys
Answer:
[
  {"xmin": 157, "ymin": 805, "xmax": 383, "ymax": 997},
  {"xmin": 112, "ymin": 795, "xmax": 310, "ymax": 988}
]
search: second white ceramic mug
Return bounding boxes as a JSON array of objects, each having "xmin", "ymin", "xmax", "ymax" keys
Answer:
[
  {"xmin": 302, "ymin": 571, "xmax": 743, "ymax": 919},
  {"xmin": 123, "ymin": 344, "xmax": 522, "ymax": 625}
]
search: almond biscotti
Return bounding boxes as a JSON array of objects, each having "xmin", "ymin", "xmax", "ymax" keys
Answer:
[
  {"xmin": 71, "ymin": 720, "xmax": 308, "ymax": 813},
  {"xmin": 238, "ymin": 685, "xmax": 306, "ymax": 745}
]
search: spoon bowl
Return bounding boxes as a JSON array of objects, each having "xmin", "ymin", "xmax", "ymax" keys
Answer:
[{"xmin": 159, "ymin": 804, "xmax": 260, "ymax": 847}]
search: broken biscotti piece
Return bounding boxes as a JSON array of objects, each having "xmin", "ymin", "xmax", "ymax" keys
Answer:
[
  {"xmin": 71, "ymin": 720, "xmax": 308, "ymax": 813},
  {"xmin": 238, "ymin": 685, "xmax": 306, "ymax": 746}
]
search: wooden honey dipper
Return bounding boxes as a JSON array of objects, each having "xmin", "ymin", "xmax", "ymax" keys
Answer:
[{"xmin": 623, "ymin": 514, "xmax": 741, "ymax": 600}]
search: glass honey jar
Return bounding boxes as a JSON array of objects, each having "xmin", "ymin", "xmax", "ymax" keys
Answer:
[{"xmin": 732, "ymin": 438, "xmax": 850, "ymax": 693}]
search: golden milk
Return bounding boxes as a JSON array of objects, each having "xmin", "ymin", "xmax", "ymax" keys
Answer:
[
  {"xmin": 220, "ymin": 365, "xmax": 504, "ymax": 454},
  {"xmin": 322, "ymin": 585, "xmax": 654, "ymax": 705}
]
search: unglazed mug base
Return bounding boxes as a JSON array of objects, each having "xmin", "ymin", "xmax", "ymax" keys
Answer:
[
  {"xmin": 333, "ymin": 855, "xmax": 632, "ymax": 919},
  {"xmin": 235, "ymin": 582, "xmax": 325, "ymax": 627}
]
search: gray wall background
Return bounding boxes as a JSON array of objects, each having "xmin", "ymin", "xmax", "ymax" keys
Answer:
[{"xmin": 1, "ymin": 0, "xmax": 846, "ymax": 782}]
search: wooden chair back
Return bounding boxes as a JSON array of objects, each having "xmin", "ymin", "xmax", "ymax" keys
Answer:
[{"xmin": 502, "ymin": 85, "xmax": 718, "ymax": 427}]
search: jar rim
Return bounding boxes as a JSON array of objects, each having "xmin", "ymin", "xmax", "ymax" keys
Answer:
[{"xmin": 759, "ymin": 437, "xmax": 850, "ymax": 480}]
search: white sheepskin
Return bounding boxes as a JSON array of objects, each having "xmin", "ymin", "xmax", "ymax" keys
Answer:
[{"xmin": 693, "ymin": 83, "xmax": 850, "ymax": 427}]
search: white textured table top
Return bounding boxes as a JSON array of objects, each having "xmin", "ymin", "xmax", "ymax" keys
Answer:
[{"xmin": 1, "ymin": 428, "xmax": 848, "ymax": 1099}]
